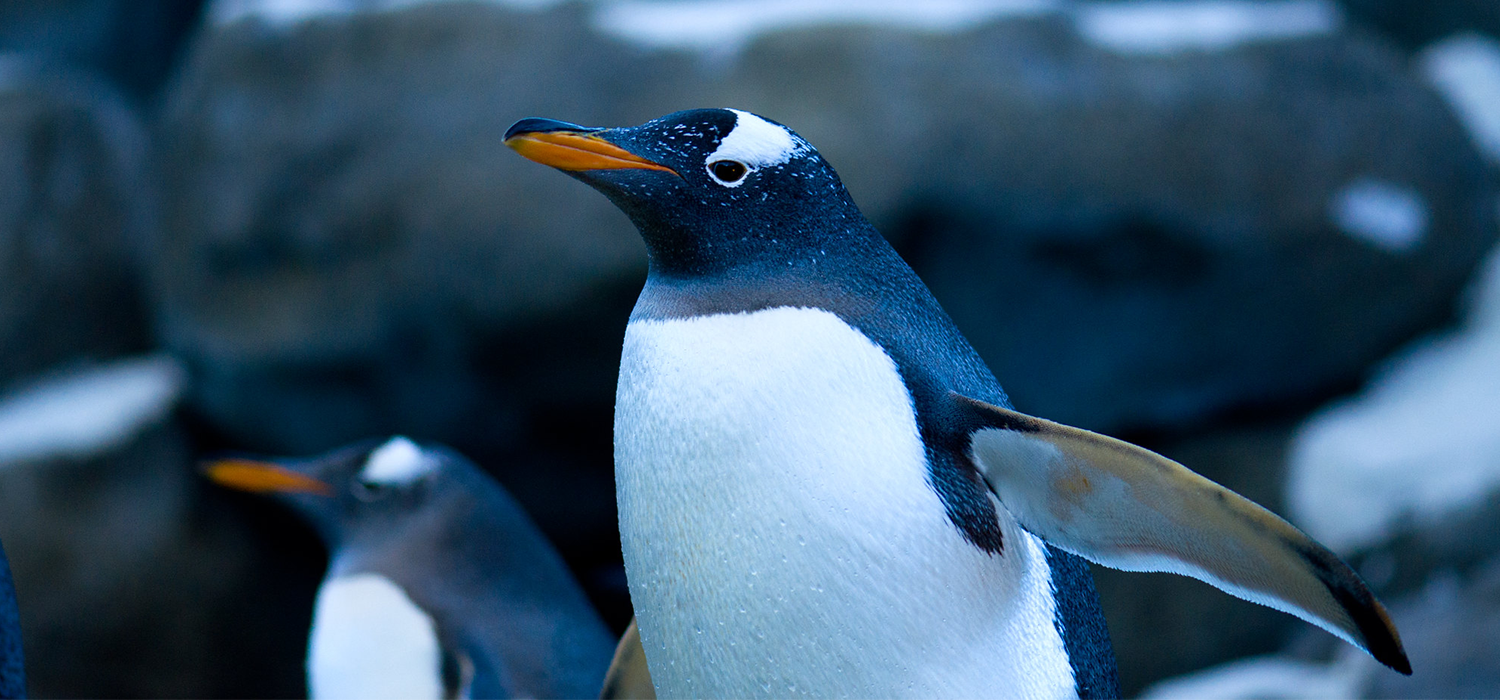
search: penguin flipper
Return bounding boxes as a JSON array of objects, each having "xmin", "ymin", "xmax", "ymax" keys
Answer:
[
  {"xmin": 952, "ymin": 393, "xmax": 1411, "ymax": 675},
  {"xmin": 600, "ymin": 619, "xmax": 655, "ymax": 700}
]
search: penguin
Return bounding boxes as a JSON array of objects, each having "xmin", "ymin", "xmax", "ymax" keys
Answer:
[
  {"xmin": 504, "ymin": 109, "xmax": 1412, "ymax": 699},
  {"xmin": 0, "ymin": 538, "xmax": 23, "ymax": 700},
  {"xmin": 204, "ymin": 436, "xmax": 617, "ymax": 699}
]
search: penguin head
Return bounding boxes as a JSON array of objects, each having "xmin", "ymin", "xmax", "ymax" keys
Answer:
[
  {"xmin": 204, "ymin": 436, "xmax": 477, "ymax": 556},
  {"xmin": 506, "ymin": 109, "xmax": 868, "ymax": 277}
]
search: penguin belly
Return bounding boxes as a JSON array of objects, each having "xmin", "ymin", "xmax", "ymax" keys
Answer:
[
  {"xmin": 615, "ymin": 306, "xmax": 1076, "ymax": 699},
  {"xmin": 307, "ymin": 573, "xmax": 446, "ymax": 700}
]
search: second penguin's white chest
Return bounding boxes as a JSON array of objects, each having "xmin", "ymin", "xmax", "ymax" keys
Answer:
[
  {"xmin": 307, "ymin": 573, "xmax": 444, "ymax": 700},
  {"xmin": 614, "ymin": 306, "xmax": 1074, "ymax": 699}
]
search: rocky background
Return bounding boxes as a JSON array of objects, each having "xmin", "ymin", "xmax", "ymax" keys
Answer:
[{"xmin": 0, "ymin": 0, "xmax": 1498, "ymax": 697}]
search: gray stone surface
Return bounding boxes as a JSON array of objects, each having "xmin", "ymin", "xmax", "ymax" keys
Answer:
[
  {"xmin": 146, "ymin": 4, "xmax": 1500, "ymax": 695},
  {"xmin": 0, "ymin": 0, "xmax": 206, "ymax": 98},
  {"xmin": 1141, "ymin": 552, "xmax": 1500, "ymax": 699},
  {"xmin": 1341, "ymin": 0, "xmax": 1500, "ymax": 49},
  {"xmin": 0, "ymin": 359, "xmax": 317, "ymax": 697},
  {"xmin": 0, "ymin": 59, "xmax": 153, "ymax": 388},
  {"xmin": 1367, "ymin": 560, "xmax": 1500, "ymax": 698},
  {"xmin": 154, "ymin": 4, "xmax": 656, "ymax": 452},
  {"xmin": 156, "ymin": 2, "xmax": 1499, "ymax": 450}
]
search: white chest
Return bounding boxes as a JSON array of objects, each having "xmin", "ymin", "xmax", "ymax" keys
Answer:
[
  {"xmin": 307, "ymin": 573, "xmax": 445, "ymax": 700},
  {"xmin": 614, "ymin": 306, "xmax": 1076, "ymax": 699}
]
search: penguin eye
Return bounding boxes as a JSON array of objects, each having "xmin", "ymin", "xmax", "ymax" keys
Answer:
[
  {"xmin": 707, "ymin": 160, "xmax": 748, "ymax": 185},
  {"xmin": 353, "ymin": 479, "xmax": 391, "ymax": 501}
]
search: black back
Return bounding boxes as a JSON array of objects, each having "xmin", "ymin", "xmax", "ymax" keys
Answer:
[
  {"xmin": 537, "ymin": 109, "xmax": 1119, "ymax": 694},
  {"xmin": 0, "ymin": 539, "xmax": 24, "ymax": 699}
]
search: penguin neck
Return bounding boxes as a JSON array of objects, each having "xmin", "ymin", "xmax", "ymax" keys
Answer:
[
  {"xmin": 632, "ymin": 214, "xmax": 913, "ymax": 323},
  {"xmin": 626, "ymin": 181, "xmax": 873, "ymax": 280}
]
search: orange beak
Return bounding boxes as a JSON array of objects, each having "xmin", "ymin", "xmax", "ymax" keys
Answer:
[
  {"xmin": 202, "ymin": 458, "xmax": 333, "ymax": 496},
  {"xmin": 504, "ymin": 119, "xmax": 678, "ymax": 175}
]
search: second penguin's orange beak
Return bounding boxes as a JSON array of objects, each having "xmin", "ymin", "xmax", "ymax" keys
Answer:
[{"xmin": 202, "ymin": 458, "xmax": 333, "ymax": 496}]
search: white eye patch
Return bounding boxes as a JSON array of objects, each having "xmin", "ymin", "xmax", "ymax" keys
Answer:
[
  {"xmin": 705, "ymin": 109, "xmax": 809, "ymax": 178},
  {"xmin": 359, "ymin": 436, "xmax": 436, "ymax": 486}
]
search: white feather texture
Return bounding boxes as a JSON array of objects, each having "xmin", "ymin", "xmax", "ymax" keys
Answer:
[
  {"xmin": 615, "ymin": 306, "xmax": 1074, "ymax": 699},
  {"xmin": 706, "ymin": 110, "xmax": 809, "ymax": 172},
  {"xmin": 307, "ymin": 573, "xmax": 444, "ymax": 700},
  {"xmin": 360, "ymin": 436, "xmax": 436, "ymax": 486}
]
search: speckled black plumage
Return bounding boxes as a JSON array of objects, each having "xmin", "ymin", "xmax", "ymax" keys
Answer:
[{"xmin": 1046, "ymin": 547, "xmax": 1120, "ymax": 699}]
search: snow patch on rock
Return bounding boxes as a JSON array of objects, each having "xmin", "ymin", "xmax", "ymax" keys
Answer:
[
  {"xmin": 0, "ymin": 356, "xmax": 187, "ymax": 467},
  {"xmin": 1073, "ymin": 0, "xmax": 1340, "ymax": 55},
  {"xmin": 210, "ymin": 0, "xmax": 1346, "ymax": 58},
  {"xmin": 1140, "ymin": 652, "xmax": 1369, "ymax": 700},
  {"xmin": 1422, "ymin": 33, "xmax": 1500, "ymax": 164},
  {"xmin": 1329, "ymin": 178, "xmax": 1428, "ymax": 253},
  {"xmin": 593, "ymin": 0, "xmax": 1060, "ymax": 52},
  {"xmin": 209, "ymin": 0, "xmax": 565, "ymax": 26}
]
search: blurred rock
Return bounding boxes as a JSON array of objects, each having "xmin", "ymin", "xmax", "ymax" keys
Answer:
[
  {"xmin": 0, "ymin": 0, "xmax": 206, "ymax": 99},
  {"xmin": 1336, "ymin": 486, "xmax": 1500, "ymax": 608},
  {"xmin": 154, "ymin": 10, "xmax": 1500, "ymax": 688},
  {"xmin": 153, "ymin": 6, "xmax": 679, "ymax": 583},
  {"xmin": 161, "ymin": 0, "xmax": 1499, "ymax": 454},
  {"xmin": 1340, "ymin": 0, "xmax": 1500, "ymax": 50},
  {"xmin": 1141, "ymin": 652, "xmax": 1366, "ymax": 699},
  {"xmin": 154, "ymin": 1, "xmax": 670, "ymax": 450},
  {"xmin": 851, "ymin": 19, "xmax": 1495, "ymax": 431},
  {"xmin": 1420, "ymin": 32, "xmax": 1500, "ymax": 164},
  {"xmin": 1156, "ymin": 239, "xmax": 1500, "ymax": 695},
  {"xmin": 1365, "ymin": 562, "xmax": 1500, "ymax": 698},
  {"xmin": 0, "ymin": 58, "xmax": 154, "ymax": 387},
  {"xmin": 1288, "ymin": 247, "xmax": 1500, "ymax": 554},
  {"xmin": 1139, "ymin": 558, "xmax": 1500, "ymax": 699},
  {"xmin": 0, "ymin": 356, "xmax": 319, "ymax": 697},
  {"xmin": 1281, "ymin": 244, "xmax": 1500, "ymax": 700}
]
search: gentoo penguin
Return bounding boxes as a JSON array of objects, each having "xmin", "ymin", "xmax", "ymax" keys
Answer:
[
  {"xmin": 504, "ymin": 109, "xmax": 1411, "ymax": 699},
  {"xmin": 0, "ymin": 539, "xmax": 23, "ymax": 699},
  {"xmin": 204, "ymin": 436, "xmax": 616, "ymax": 699}
]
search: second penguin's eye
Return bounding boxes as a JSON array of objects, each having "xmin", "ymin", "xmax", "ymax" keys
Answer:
[
  {"xmin": 353, "ymin": 479, "xmax": 391, "ymax": 501},
  {"xmin": 708, "ymin": 160, "xmax": 748, "ymax": 185}
]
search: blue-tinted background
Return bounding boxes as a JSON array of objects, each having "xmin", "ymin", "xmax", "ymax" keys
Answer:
[{"xmin": 0, "ymin": 0, "xmax": 1498, "ymax": 696}]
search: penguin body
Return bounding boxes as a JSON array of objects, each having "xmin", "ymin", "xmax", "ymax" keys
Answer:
[
  {"xmin": 0, "ymin": 539, "xmax": 23, "ymax": 700},
  {"xmin": 506, "ymin": 109, "xmax": 1408, "ymax": 698},
  {"xmin": 618, "ymin": 307, "xmax": 1074, "ymax": 697},
  {"xmin": 207, "ymin": 437, "xmax": 616, "ymax": 699}
]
